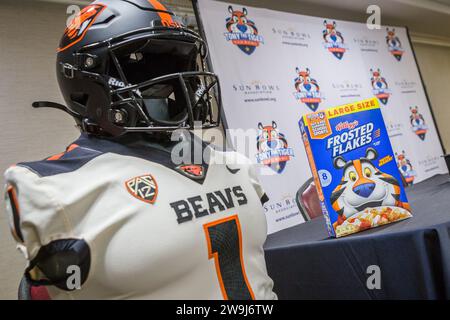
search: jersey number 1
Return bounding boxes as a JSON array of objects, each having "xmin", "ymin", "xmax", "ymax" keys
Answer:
[{"xmin": 203, "ymin": 215, "xmax": 255, "ymax": 300}]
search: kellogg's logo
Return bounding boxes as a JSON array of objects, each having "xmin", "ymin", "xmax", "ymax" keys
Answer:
[
  {"xmin": 256, "ymin": 121, "xmax": 294, "ymax": 174},
  {"xmin": 370, "ymin": 68, "xmax": 391, "ymax": 105},
  {"xmin": 293, "ymin": 67, "xmax": 324, "ymax": 111},
  {"xmin": 409, "ymin": 106, "xmax": 428, "ymax": 141},
  {"xmin": 396, "ymin": 151, "xmax": 416, "ymax": 186},
  {"xmin": 335, "ymin": 121, "xmax": 359, "ymax": 131},
  {"xmin": 323, "ymin": 20, "xmax": 347, "ymax": 60},
  {"xmin": 224, "ymin": 6, "xmax": 264, "ymax": 55},
  {"xmin": 386, "ymin": 28, "xmax": 404, "ymax": 61}
]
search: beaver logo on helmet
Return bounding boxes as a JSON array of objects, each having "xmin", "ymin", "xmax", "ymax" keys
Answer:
[
  {"xmin": 58, "ymin": 4, "xmax": 107, "ymax": 52},
  {"xmin": 331, "ymin": 147, "xmax": 410, "ymax": 225}
]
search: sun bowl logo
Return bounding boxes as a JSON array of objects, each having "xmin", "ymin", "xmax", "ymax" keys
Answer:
[
  {"xmin": 323, "ymin": 20, "xmax": 347, "ymax": 60},
  {"xmin": 370, "ymin": 68, "xmax": 391, "ymax": 105},
  {"xmin": 396, "ymin": 151, "xmax": 416, "ymax": 186},
  {"xmin": 410, "ymin": 106, "xmax": 428, "ymax": 140},
  {"xmin": 224, "ymin": 6, "xmax": 264, "ymax": 55},
  {"xmin": 256, "ymin": 122, "xmax": 294, "ymax": 174},
  {"xmin": 386, "ymin": 28, "xmax": 404, "ymax": 61},
  {"xmin": 293, "ymin": 67, "xmax": 323, "ymax": 111}
]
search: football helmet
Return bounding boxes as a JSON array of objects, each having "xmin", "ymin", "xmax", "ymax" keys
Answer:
[{"xmin": 36, "ymin": 0, "xmax": 221, "ymax": 137}]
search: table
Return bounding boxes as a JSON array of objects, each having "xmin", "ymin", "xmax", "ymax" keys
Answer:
[{"xmin": 264, "ymin": 174, "xmax": 450, "ymax": 299}]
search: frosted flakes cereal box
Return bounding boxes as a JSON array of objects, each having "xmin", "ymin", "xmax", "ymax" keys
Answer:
[{"xmin": 299, "ymin": 97, "xmax": 412, "ymax": 237}]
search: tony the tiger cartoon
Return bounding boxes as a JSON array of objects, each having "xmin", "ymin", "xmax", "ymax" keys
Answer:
[
  {"xmin": 256, "ymin": 121, "xmax": 294, "ymax": 174},
  {"xmin": 293, "ymin": 67, "xmax": 323, "ymax": 111},
  {"xmin": 410, "ymin": 106, "xmax": 428, "ymax": 141},
  {"xmin": 386, "ymin": 28, "xmax": 404, "ymax": 61},
  {"xmin": 396, "ymin": 150, "xmax": 416, "ymax": 186},
  {"xmin": 332, "ymin": 148, "xmax": 410, "ymax": 225},
  {"xmin": 224, "ymin": 6, "xmax": 263, "ymax": 55},
  {"xmin": 370, "ymin": 68, "xmax": 391, "ymax": 105},
  {"xmin": 322, "ymin": 20, "xmax": 347, "ymax": 60},
  {"xmin": 299, "ymin": 97, "xmax": 412, "ymax": 237}
]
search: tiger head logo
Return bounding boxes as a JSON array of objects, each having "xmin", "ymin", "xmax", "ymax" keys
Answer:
[
  {"xmin": 257, "ymin": 121, "xmax": 286, "ymax": 152},
  {"xmin": 226, "ymin": 6, "xmax": 258, "ymax": 35},
  {"xmin": 225, "ymin": 6, "xmax": 262, "ymax": 55},
  {"xmin": 386, "ymin": 28, "xmax": 403, "ymax": 61},
  {"xmin": 370, "ymin": 68, "xmax": 390, "ymax": 105},
  {"xmin": 323, "ymin": 20, "xmax": 342, "ymax": 42},
  {"xmin": 331, "ymin": 148, "xmax": 406, "ymax": 224},
  {"xmin": 395, "ymin": 151, "xmax": 416, "ymax": 186},
  {"xmin": 295, "ymin": 68, "xmax": 320, "ymax": 93},
  {"xmin": 386, "ymin": 28, "xmax": 398, "ymax": 43},
  {"xmin": 322, "ymin": 20, "xmax": 345, "ymax": 59},
  {"xmin": 256, "ymin": 121, "xmax": 293, "ymax": 173},
  {"xmin": 58, "ymin": 4, "xmax": 107, "ymax": 52},
  {"xmin": 370, "ymin": 68, "xmax": 388, "ymax": 89},
  {"xmin": 294, "ymin": 67, "xmax": 322, "ymax": 111},
  {"xmin": 409, "ymin": 106, "xmax": 427, "ymax": 140}
]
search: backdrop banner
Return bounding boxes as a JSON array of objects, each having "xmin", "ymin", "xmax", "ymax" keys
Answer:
[{"xmin": 196, "ymin": 0, "xmax": 448, "ymax": 234}]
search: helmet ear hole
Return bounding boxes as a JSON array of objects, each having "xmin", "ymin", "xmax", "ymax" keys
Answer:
[{"xmin": 115, "ymin": 105, "xmax": 138, "ymax": 127}]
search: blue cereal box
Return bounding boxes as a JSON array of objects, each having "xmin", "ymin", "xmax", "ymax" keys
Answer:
[{"xmin": 299, "ymin": 97, "xmax": 412, "ymax": 237}]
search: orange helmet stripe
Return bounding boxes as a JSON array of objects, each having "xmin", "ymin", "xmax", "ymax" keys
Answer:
[{"xmin": 147, "ymin": 0, "xmax": 174, "ymax": 24}]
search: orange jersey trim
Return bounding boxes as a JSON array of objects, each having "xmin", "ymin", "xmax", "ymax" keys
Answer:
[{"xmin": 47, "ymin": 144, "xmax": 79, "ymax": 161}]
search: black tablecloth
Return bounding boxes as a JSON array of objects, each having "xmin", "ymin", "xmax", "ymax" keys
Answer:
[{"xmin": 264, "ymin": 174, "xmax": 450, "ymax": 299}]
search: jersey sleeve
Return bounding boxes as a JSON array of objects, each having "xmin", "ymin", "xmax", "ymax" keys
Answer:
[
  {"xmin": 4, "ymin": 166, "xmax": 71, "ymax": 259},
  {"xmin": 224, "ymin": 151, "xmax": 269, "ymax": 205},
  {"xmin": 248, "ymin": 162, "xmax": 269, "ymax": 205},
  {"xmin": 3, "ymin": 165, "xmax": 89, "ymax": 290}
]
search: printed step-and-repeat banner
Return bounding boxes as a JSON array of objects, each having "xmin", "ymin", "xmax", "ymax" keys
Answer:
[{"xmin": 197, "ymin": 0, "xmax": 448, "ymax": 234}]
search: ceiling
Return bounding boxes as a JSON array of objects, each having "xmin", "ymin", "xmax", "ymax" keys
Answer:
[
  {"xmin": 34, "ymin": 0, "xmax": 450, "ymax": 45},
  {"xmin": 291, "ymin": 0, "xmax": 450, "ymax": 40}
]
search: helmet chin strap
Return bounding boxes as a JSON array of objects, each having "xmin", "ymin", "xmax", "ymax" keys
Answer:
[
  {"xmin": 32, "ymin": 101, "xmax": 105, "ymax": 135},
  {"xmin": 32, "ymin": 101, "xmax": 82, "ymax": 120}
]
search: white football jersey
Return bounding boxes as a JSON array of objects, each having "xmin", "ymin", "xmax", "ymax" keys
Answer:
[{"xmin": 4, "ymin": 133, "xmax": 276, "ymax": 300}]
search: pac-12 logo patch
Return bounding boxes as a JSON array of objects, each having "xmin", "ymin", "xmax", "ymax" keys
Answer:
[
  {"xmin": 224, "ymin": 6, "xmax": 264, "ymax": 55},
  {"xmin": 58, "ymin": 4, "xmax": 107, "ymax": 52},
  {"xmin": 293, "ymin": 67, "xmax": 323, "ymax": 112},
  {"xmin": 370, "ymin": 68, "xmax": 391, "ymax": 105},
  {"xmin": 386, "ymin": 28, "xmax": 404, "ymax": 61},
  {"xmin": 176, "ymin": 164, "xmax": 205, "ymax": 180},
  {"xmin": 256, "ymin": 121, "xmax": 294, "ymax": 174},
  {"xmin": 323, "ymin": 20, "xmax": 347, "ymax": 60},
  {"xmin": 125, "ymin": 174, "xmax": 158, "ymax": 204}
]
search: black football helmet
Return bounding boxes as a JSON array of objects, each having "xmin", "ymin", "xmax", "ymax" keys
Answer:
[{"xmin": 36, "ymin": 0, "xmax": 221, "ymax": 137}]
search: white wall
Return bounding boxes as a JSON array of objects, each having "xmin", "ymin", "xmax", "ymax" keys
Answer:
[
  {"xmin": 413, "ymin": 43, "xmax": 450, "ymax": 152},
  {"xmin": 0, "ymin": 0, "xmax": 79, "ymax": 299}
]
